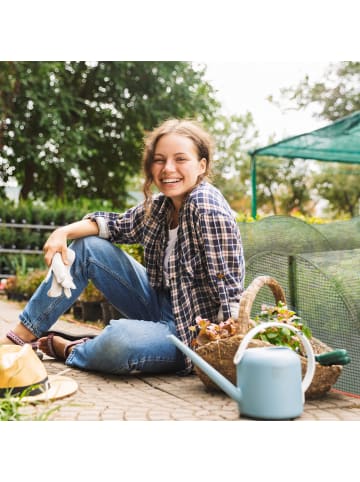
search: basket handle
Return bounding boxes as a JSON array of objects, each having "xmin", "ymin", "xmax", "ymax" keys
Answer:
[
  {"xmin": 233, "ymin": 321, "xmax": 316, "ymax": 395},
  {"xmin": 237, "ymin": 276, "xmax": 287, "ymax": 334}
]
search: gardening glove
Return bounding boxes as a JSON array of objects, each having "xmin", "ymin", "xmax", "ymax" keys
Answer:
[
  {"xmin": 217, "ymin": 301, "xmax": 240, "ymax": 322},
  {"xmin": 45, "ymin": 248, "xmax": 77, "ymax": 299}
]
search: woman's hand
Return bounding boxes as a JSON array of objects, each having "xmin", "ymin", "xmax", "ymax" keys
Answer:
[
  {"xmin": 43, "ymin": 219, "xmax": 99, "ymax": 267},
  {"xmin": 43, "ymin": 228, "xmax": 69, "ymax": 267}
]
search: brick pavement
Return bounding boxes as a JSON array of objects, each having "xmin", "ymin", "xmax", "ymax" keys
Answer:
[{"xmin": 1, "ymin": 296, "xmax": 360, "ymax": 421}]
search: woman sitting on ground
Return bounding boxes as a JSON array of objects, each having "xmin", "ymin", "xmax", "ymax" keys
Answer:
[{"xmin": 0, "ymin": 118, "xmax": 244, "ymax": 375}]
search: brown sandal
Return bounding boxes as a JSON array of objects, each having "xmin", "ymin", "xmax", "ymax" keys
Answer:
[
  {"xmin": 42, "ymin": 333, "xmax": 90, "ymax": 360},
  {"xmin": 64, "ymin": 338, "xmax": 90, "ymax": 359}
]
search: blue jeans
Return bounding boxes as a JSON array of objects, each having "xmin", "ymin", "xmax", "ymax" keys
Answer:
[{"xmin": 20, "ymin": 236, "xmax": 185, "ymax": 374}]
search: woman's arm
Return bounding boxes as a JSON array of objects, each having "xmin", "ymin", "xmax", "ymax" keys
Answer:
[
  {"xmin": 200, "ymin": 211, "xmax": 244, "ymax": 313},
  {"xmin": 43, "ymin": 219, "xmax": 99, "ymax": 266}
]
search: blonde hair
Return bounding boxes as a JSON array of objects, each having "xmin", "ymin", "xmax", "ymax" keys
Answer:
[{"xmin": 142, "ymin": 118, "xmax": 214, "ymax": 211}]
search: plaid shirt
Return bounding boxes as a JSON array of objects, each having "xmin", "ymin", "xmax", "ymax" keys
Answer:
[{"xmin": 86, "ymin": 182, "xmax": 245, "ymax": 373}]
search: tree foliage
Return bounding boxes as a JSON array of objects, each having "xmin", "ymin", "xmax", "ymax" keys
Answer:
[
  {"xmin": 311, "ymin": 165, "xmax": 360, "ymax": 218},
  {"xmin": 274, "ymin": 62, "xmax": 360, "ymax": 122},
  {"xmin": 209, "ymin": 112, "xmax": 259, "ymax": 212},
  {"xmin": 268, "ymin": 61, "xmax": 360, "ymax": 218},
  {"xmin": 255, "ymin": 157, "xmax": 314, "ymax": 215},
  {"xmin": 0, "ymin": 61, "xmax": 219, "ymax": 207}
]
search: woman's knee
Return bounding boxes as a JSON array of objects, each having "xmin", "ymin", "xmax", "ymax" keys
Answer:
[
  {"xmin": 70, "ymin": 235, "xmax": 109, "ymax": 254},
  {"xmin": 99, "ymin": 319, "xmax": 138, "ymax": 355},
  {"xmin": 101, "ymin": 318, "xmax": 173, "ymax": 357},
  {"xmin": 70, "ymin": 237, "xmax": 121, "ymax": 271}
]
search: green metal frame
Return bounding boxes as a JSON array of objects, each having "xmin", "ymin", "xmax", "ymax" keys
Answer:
[{"xmin": 250, "ymin": 154, "xmax": 257, "ymax": 219}]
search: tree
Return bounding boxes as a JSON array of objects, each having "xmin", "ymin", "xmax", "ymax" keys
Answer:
[
  {"xmin": 311, "ymin": 164, "xmax": 360, "ymax": 218},
  {"xmin": 273, "ymin": 62, "xmax": 360, "ymax": 122},
  {"xmin": 0, "ymin": 61, "xmax": 219, "ymax": 207},
  {"xmin": 209, "ymin": 112, "xmax": 259, "ymax": 212},
  {"xmin": 205, "ymin": 111, "xmax": 315, "ymax": 217},
  {"xmin": 254, "ymin": 157, "xmax": 314, "ymax": 216}
]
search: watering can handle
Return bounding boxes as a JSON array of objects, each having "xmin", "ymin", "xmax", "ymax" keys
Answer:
[{"xmin": 233, "ymin": 321, "xmax": 316, "ymax": 393}]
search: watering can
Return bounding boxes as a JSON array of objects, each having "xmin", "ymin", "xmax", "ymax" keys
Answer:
[{"xmin": 168, "ymin": 321, "xmax": 316, "ymax": 420}]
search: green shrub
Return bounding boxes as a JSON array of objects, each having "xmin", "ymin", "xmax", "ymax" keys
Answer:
[
  {"xmin": 79, "ymin": 280, "xmax": 105, "ymax": 302},
  {"xmin": 119, "ymin": 244, "xmax": 144, "ymax": 265},
  {"xmin": 20, "ymin": 269, "xmax": 47, "ymax": 299}
]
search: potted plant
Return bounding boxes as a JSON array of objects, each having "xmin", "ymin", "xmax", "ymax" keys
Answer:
[
  {"xmin": 4, "ymin": 276, "xmax": 24, "ymax": 301},
  {"xmin": 78, "ymin": 281, "xmax": 104, "ymax": 322},
  {"xmin": 100, "ymin": 300, "xmax": 123, "ymax": 325},
  {"xmin": 20, "ymin": 269, "xmax": 47, "ymax": 300}
]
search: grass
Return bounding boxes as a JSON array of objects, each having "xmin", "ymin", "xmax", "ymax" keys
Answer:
[{"xmin": 0, "ymin": 386, "xmax": 61, "ymax": 421}]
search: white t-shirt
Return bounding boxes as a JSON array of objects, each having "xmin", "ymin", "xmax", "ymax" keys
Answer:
[{"xmin": 163, "ymin": 226, "xmax": 178, "ymax": 288}]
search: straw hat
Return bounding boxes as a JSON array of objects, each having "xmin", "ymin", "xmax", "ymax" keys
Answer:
[{"xmin": 0, "ymin": 344, "xmax": 78, "ymax": 402}]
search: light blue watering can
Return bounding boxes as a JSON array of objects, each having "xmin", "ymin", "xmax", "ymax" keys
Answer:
[{"xmin": 168, "ymin": 321, "xmax": 316, "ymax": 420}]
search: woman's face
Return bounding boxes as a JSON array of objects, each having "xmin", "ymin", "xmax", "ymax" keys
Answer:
[{"xmin": 151, "ymin": 133, "xmax": 206, "ymax": 210}]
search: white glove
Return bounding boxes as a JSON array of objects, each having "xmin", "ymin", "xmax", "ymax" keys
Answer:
[
  {"xmin": 217, "ymin": 301, "xmax": 240, "ymax": 322},
  {"xmin": 45, "ymin": 248, "xmax": 77, "ymax": 298}
]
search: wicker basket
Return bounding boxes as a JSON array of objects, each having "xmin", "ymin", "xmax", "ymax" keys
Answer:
[{"xmin": 195, "ymin": 276, "xmax": 343, "ymax": 399}]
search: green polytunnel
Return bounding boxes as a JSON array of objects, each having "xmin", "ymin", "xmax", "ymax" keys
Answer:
[
  {"xmin": 243, "ymin": 250, "xmax": 360, "ymax": 395},
  {"xmin": 239, "ymin": 215, "xmax": 333, "ymax": 309},
  {"xmin": 314, "ymin": 217, "xmax": 360, "ymax": 250},
  {"xmin": 237, "ymin": 215, "xmax": 360, "ymax": 395},
  {"xmin": 239, "ymin": 215, "xmax": 331, "ymax": 261},
  {"xmin": 239, "ymin": 215, "xmax": 335, "ymax": 308},
  {"xmin": 248, "ymin": 110, "xmax": 360, "ymax": 218},
  {"xmin": 293, "ymin": 249, "xmax": 360, "ymax": 395}
]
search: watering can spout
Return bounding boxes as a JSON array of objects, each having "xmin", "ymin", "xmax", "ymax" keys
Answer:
[{"xmin": 167, "ymin": 334, "xmax": 241, "ymax": 402}]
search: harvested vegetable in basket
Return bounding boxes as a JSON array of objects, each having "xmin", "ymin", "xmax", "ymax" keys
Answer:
[
  {"xmin": 253, "ymin": 301, "xmax": 312, "ymax": 353},
  {"xmin": 190, "ymin": 317, "xmax": 239, "ymax": 348}
]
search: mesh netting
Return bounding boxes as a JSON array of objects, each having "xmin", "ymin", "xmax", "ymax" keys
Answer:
[
  {"xmin": 239, "ymin": 216, "xmax": 331, "ymax": 260},
  {"xmin": 252, "ymin": 111, "xmax": 360, "ymax": 163},
  {"xmin": 238, "ymin": 216, "xmax": 360, "ymax": 395},
  {"xmin": 244, "ymin": 252, "xmax": 292, "ymax": 313},
  {"xmin": 293, "ymin": 250, "xmax": 360, "ymax": 395},
  {"xmin": 244, "ymin": 250, "xmax": 360, "ymax": 394},
  {"xmin": 313, "ymin": 217, "xmax": 360, "ymax": 250}
]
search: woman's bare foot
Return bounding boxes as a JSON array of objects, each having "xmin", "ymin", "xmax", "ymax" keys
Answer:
[
  {"xmin": 38, "ymin": 334, "xmax": 72, "ymax": 360},
  {"xmin": 38, "ymin": 334, "xmax": 89, "ymax": 360}
]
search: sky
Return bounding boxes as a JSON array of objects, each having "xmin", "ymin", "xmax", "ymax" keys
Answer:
[{"xmin": 203, "ymin": 61, "xmax": 331, "ymax": 145}]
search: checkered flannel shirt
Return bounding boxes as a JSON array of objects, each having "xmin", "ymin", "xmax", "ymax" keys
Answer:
[{"xmin": 85, "ymin": 182, "xmax": 245, "ymax": 373}]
